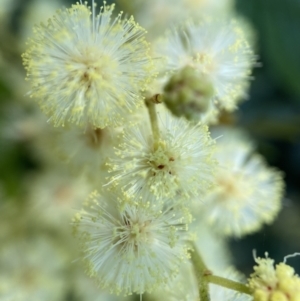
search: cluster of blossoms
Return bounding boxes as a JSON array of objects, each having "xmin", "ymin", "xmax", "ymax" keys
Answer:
[
  {"xmin": 15, "ymin": 0, "xmax": 297, "ymax": 300},
  {"xmin": 73, "ymin": 190, "xmax": 192, "ymax": 295},
  {"xmin": 197, "ymin": 127, "xmax": 284, "ymax": 238},
  {"xmin": 23, "ymin": 1, "xmax": 153, "ymax": 128},
  {"xmin": 248, "ymin": 253, "xmax": 300, "ymax": 301}
]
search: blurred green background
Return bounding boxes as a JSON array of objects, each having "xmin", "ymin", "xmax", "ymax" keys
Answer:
[{"xmin": 233, "ymin": 0, "xmax": 300, "ymax": 275}]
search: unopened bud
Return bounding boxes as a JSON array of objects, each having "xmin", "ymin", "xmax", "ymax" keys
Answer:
[{"xmin": 163, "ymin": 66, "xmax": 214, "ymax": 121}]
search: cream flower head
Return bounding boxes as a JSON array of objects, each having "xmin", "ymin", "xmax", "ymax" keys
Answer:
[
  {"xmin": 22, "ymin": 1, "xmax": 154, "ymax": 128},
  {"xmin": 52, "ymin": 123, "xmax": 120, "ymax": 183},
  {"xmin": 248, "ymin": 253, "xmax": 300, "ymax": 301},
  {"xmin": 198, "ymin": 127, "xmax": 284, "ymax": 237},
  {"xmin": 128, "ymin": 0, "xmax": 234, "ymax": 39},
  {"xmin": 156, "ymin": 18, "xmax": 256, "ymax": 123},
  {"xmin": 108, "ymin": 107, "xmax": 216, "ymax": 201},
  {"xmin": 72, "ymin": 190, "xmax": 191, "ymax": 295}
]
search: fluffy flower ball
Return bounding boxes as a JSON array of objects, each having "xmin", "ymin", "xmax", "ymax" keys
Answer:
[
  {"xmin": 72, "ymin": 190, "xmax": 191, "ymax": 295},
  {"xmin": 108, "ymin": 108, "xmax": 216, "ymax": 201},
  {"xmin": 52, "ymin": 123, "xmax": 120, "ymax": 183},
  {"xmin": 198, "ymin": 128, "xmax": 284, "ymax": 237},
  {"xmin": 248, "ymin": 253, "xmax": 300, "ymax": 301},
  {"xmin": 22, "ymin": 1, "xmax": 153, "ymax": 128},
  {"xmin": 132, "ymin": 0, "xmax": 234, "ymax": 39},
  {"xmin": 156, "ymin": 18, "xmax": 255, "ymax": 123}
]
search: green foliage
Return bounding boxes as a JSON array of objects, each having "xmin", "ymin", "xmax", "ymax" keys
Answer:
[{"xmin": 237, "ymin": 0, "xmax": 300, "ymax": 99}]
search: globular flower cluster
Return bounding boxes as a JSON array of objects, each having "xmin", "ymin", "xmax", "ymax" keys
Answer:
[
  {"xmin": 108, "ymin": 108, "xmax": 216, "ymax": 201},
  {"xmin": 156, "ymin": 18, "xmax": 256, "ymax": 123},
  {"xmin": 53, "ymin": 124, "xmax": 118, "ymax": 182},
  {"xmin": 73, "ymin": 190, "xmax": 191, "ymax": 295},
  {"xmin": 23, "ymin": 1, "xmax": 153, "ymax": 128},
  {"xmin": 198, "ymin": 127, "xmax": 284, "ymax": 237},
  {"xmin": 248, "ymin": 254, "xmax": 300, "ymax": 301},
  {"xmin": 129, "ymin": 0, "xmax": 234, "ymax": 39}
]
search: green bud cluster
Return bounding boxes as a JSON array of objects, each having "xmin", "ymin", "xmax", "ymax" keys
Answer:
[{"xmin": 163, "ymin": 66, "xmax": 214, "ymax": 121}]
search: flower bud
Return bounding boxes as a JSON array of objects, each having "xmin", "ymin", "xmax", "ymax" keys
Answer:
[{"xmin": 163, "ymin": 66, "xmax": 214, "ymax": 121}]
